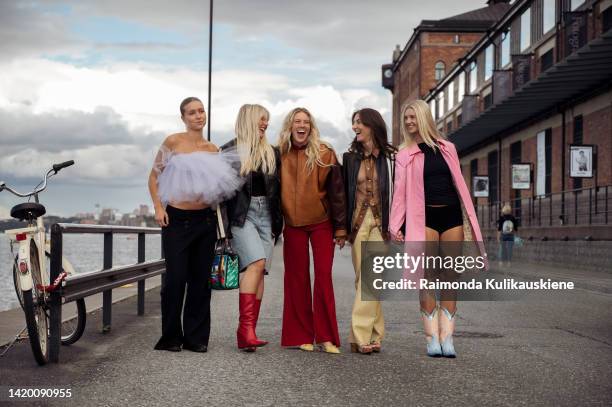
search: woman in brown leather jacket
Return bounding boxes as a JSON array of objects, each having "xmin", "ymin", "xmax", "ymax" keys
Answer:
[
  {"xmin": 343, "ymin": 108, "xmax": 396, "ymax": 354},
  {"xmin": 278, "ymin": 107, "xmax": 347, "ymax": 354}
]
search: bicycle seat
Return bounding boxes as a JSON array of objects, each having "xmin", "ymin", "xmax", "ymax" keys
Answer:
[{"xmin": 11, "ymin": 203, "xmax": 46, "ymax": 221}]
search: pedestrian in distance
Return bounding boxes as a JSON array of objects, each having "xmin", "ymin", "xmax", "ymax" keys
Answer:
[
  {"xmin": 389, "ymin": 100, "xmax": 486, "ymax": 358},
  {"xmin": 497, "ymin": 203, "xmax": 519, "ymax": 268},
  {"xmin": 148, "ymin": 97, "xmax": 242, "ymax": 353},
  {"xmin": 221, "ymin": 104, "xmax": 283, "ymax": 352},
  {"xmin": 342, "ymin": 108, "xmax": 396, "ymax": 354},
  {"xmin": 278, "ymin": 107, "xmax": 347, "ymax": 354}
]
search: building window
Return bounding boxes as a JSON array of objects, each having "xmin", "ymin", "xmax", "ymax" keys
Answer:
[
  {"xmin": 447, "ymin": 119, "xmax": 453, "ymax": 133},
  {"xmin": 603, "ymin": 6, "xmax": 612, "ymax": 32},
  {"xmin": 510, "ymin": 141, "xmax": 522, "ymax": 218},
  {"xmin": 453, "ymin": 34, "xmax": 460, "ymax": 44},
  {"xmin": 541, "ymin": 49, "xmax": 554, "ymax": 72},
  {"xmin": 485, "ymin": 44, "xmax": 494, "ymax": 80},
  {"xmin": 458, "ymin": 72, "xmax": 465, "ymax": 102},
  {"xmin": 439, "ymin": 91, "xmax": 445, "ymax": 116},
  {"xmin": 573, "ymin": 115, "xmax": 583, "ymax": 189},
  {"xmin": 543, "ymin": 0, "xmax": 556, "ymax": 34},
  {"xmin": 429, "ymin": 99, "xmax": 436, "ymax": 118},
  {"xmin": 448, "ymin": 81, "xmax": 455, "ymax": 109},
  {"xmin": 469, "ymin": 61, "xmax": 478, "ymax": 93},
  {"xmin": 484, "ymin": 93, "xmax": 493, "ymax": 110},
  {"xmin": 521, "ymin": 8, "xmax": 531, "ymax": 51},
  {"xmin": 571, "ymin": 0, "xmax": 585, "ymax": 11},
  {"xmin": 545, "ymin": 129, "xmax": 552, "ymax": 195},
  {"xmin": 435, "ymin": 61, "xmax": 446, "ymax": 81},
  {"xmin": 488, "ymin": 150, "xmax": 499, "ymax": 203},
  {"xmin": 501, "ymin": 30, "xmax": 511, "ymax": 67}
]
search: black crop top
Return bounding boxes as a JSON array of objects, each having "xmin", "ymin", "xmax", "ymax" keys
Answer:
[
  {"xmin": 251, "ymin": 170, "xmax": 266, "ymax": 197},
  {"xmin": 419, "ymin": 143, "xmax": 460, "ymax": 206}
]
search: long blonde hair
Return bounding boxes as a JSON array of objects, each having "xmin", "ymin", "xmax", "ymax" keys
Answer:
[
  {"xmin": 235, "ymin": 104, "xmax": 276, "ymax": 176},
  {"xmin": 277, "ymin": 107, "xmax": 332, "ymax": 173},
  {"xmin": 399, "ymin": 99, "xmax": 445, "ymax": 151}
]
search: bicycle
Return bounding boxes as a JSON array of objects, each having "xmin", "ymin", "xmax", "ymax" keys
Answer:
[{"xmin": 1, "ymin": 161, "xmax": 86, "ymax": 365}]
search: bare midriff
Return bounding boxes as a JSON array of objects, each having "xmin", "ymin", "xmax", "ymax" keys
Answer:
[{"xmin": 169, "ymin": 201, "xmax": 210, "ymax": 210}]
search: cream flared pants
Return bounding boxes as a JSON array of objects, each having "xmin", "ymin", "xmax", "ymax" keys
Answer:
[{"xmin": 349, "ymin": 208, "xmax": 385, "ymax": 346}]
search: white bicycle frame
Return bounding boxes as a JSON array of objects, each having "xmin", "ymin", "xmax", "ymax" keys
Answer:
[
  {"xmin": 6, "ymin": 217, "xmax": 47, "ymax": 293},
  {"xmin": 6, "ymin": 214, "xmax": 76, "ymax": 296}
]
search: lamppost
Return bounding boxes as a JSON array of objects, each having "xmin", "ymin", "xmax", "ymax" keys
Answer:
[{"xmin": 207, "ymin": 0, "xmax": 213, "ymax": 141}]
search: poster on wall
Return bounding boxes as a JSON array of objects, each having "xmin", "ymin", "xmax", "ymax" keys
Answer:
[
  {"xmin": 570, "ymin": 145, "xmax": 594, "ymax": 178},
  {"xmin": 472, "ymin": 176, "xmax": 489, "ymax": 197},
  {"xmin": 512, "ymin": 163, "xmax": 531, "ymax": 190}
]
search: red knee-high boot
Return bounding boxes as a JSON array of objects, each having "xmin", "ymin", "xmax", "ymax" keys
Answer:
[
  {"xmin": 253, "ymin": 299, "xmax": 268, "ymax": 347},
  {"xmin": 237, "ymin": 293, "xmax": 259, "ymax": 351}
]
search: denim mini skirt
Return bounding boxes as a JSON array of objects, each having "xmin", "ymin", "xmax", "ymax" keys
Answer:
[{"xmin": 230, "ymin": 196, "xmax": 274, "ymax": 273}]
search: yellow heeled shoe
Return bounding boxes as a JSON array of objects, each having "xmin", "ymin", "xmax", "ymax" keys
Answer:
[
  {"xmin": 299, "ymin": 343, "xmax": 314, "ymax": 352},
  {"xmin": 318, "ymin": 343, "xmax": 341, "ymax": 354}
]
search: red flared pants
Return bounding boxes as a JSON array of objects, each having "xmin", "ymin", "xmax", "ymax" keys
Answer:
[{"xmin": 281, "ymin": 220, "xmax": 340, "ymax": 347}]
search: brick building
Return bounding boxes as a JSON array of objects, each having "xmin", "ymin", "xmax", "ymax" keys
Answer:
[
  {"xmin": 383, "ymin": 0, "xmax": 612, "ymax": 241},
  {"xmin": 382, "ymin": 0, "xmax": 512, "ymax": 144}
]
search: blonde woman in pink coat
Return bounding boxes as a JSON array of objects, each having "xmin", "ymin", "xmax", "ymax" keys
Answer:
[{"xmin": 389, "ymin": 100, "xmax": 485, "ymax": 358}]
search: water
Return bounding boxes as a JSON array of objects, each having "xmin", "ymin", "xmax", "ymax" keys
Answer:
[{"xmin": 0, "ymin": 233, "xmax": 162, "ymax": 312}]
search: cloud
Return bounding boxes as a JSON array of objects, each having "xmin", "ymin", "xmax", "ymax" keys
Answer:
[
  {"xmin": 0, "ymin": 145, "xmax": 155, "ymax": 185},
  {"xmin": 0, "ymin": 2, "xmax": 82, "ymax": 60},
  {"xmin": 0, "ymin": 104, "xmax": 161, "ymax": 185},
  {"xmin": 51, "ymin": 0, "xmax": 485, "ymax": 58},
  {"xmin": 0, "ymin": 57, "xmax": 388, "ymax": 161},
  {"xmin": 0, "ymin": 106, "xmax": 162, "ymax": 155}
]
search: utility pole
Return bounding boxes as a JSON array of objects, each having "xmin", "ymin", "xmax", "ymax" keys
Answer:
[{"xmin": 207, "ymin": 0, "xmax": 213, "ymax": 141}]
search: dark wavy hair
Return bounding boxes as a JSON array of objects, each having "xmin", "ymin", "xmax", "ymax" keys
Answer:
[
  {"xmin": 180, "ymin": 96, "xmax": 203, "ymax": 116},
  {"xmin": 349, "ymin": 108, "xmax": 396, "ymax": 157}
]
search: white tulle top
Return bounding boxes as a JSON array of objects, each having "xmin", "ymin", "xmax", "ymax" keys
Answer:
[{"xmin": 154, "ymin": 145, "xmax": 243, "ymax": 206}]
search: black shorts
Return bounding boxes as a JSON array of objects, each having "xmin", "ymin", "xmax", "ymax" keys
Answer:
[{"xmin": 425, "ymin": 204, "xmax": 463, "ymax": 234}]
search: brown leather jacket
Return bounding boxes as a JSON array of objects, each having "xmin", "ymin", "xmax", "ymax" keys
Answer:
[{"xmin": 280, "ymin": 143, "xmax": 347, "ymax": 238}]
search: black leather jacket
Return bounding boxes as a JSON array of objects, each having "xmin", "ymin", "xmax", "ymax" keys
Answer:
[
  {"xmin": 342, "ymin": 151, "xmax": 395, "ymax": 242},
  {"xmin": 221, "ymin": 139, "xmax": 283, "ymax": 238}
]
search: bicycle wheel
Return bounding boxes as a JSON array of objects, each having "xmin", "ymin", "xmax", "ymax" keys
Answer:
[
  {"xmin": 61, "ymin": 299, "xmax": 86, "ymax": 345},
  {"xmin": 22, "ymin": 241, "xmax": 49, "ymax": 365},
  {"xmin": 12, "ymin": 256, "xmax": 25, "ymax": 310},
  {"xmin": 43, "ymin": 252, "xmax": 87, "ymax": 345}
]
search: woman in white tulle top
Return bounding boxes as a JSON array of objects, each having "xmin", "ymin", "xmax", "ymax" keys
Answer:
[{"xmin": 148, "ymin": 97, "xmax": 241, "ymax": 353}]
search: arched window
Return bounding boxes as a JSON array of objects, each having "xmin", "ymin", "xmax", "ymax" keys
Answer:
[{"xmin": 434, "ymin": 61, "xmax": 446, "ymax": 81}]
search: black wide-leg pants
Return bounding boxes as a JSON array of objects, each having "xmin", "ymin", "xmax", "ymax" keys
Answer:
[{"xmin": 156, "ymin": 205, "xmax": 217, "ymax": 348}]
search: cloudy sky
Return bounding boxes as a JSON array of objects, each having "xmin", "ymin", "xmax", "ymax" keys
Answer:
[{"xmin": 0, "ymin": 0, "xmax": 484, "ymax": 218}]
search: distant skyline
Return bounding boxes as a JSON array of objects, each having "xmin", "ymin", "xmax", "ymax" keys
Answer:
[{"xmin": 0, "ymin": 0, "xmax": 486, "ymax": 218}]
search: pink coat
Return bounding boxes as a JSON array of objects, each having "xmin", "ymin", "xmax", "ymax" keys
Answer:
[{"xmin": 389, "ymin": 139, "xmax": 485, "ymax": 253}]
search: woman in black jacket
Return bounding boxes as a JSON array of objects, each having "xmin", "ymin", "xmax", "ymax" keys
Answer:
[
  {"xmin": 221, "ymin": 104, "xmax": 282, "ymax": 352},
  {"xmin": 343, "ymin": 108, "xmax": 396, "ymax": 354}
]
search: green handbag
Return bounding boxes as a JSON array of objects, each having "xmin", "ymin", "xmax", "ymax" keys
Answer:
[{"xmin": 210, "ymin": 206, "xmax": 240, "ymax": 290}]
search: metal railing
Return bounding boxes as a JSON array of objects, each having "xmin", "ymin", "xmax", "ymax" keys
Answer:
[
  {"xmin": 48, "ymin": 223, "xmax": 163, "ymax": 363},
  {"xmin": 476, "ymin": 185, "xmax": 611, "ymax": 230}
]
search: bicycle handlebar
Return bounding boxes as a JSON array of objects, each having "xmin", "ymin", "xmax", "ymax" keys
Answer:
[
  {"xmin": 0, "ymin": 161, "xmax": 75, "ymax": 197},
  {"xmin": 52, "ymin": 160, "xmax": 75, "ymax": 173}
]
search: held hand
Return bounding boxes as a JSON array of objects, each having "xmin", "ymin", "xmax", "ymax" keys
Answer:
[
  {"xmin": 393, "ymin": 231, "xmax": 404, "ymax": 242},
  {"xmin": 335, "ymin": 237, "xmax": 346, "ymax": 249},
  {"xmin": 155, "ymin": 207, "xmax": 169, "ymax": 227}
]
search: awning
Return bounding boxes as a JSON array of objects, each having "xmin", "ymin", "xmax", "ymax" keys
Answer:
[{"xmin": 450, "ymin": 30, "xmax": 612, "ymax": 154}]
